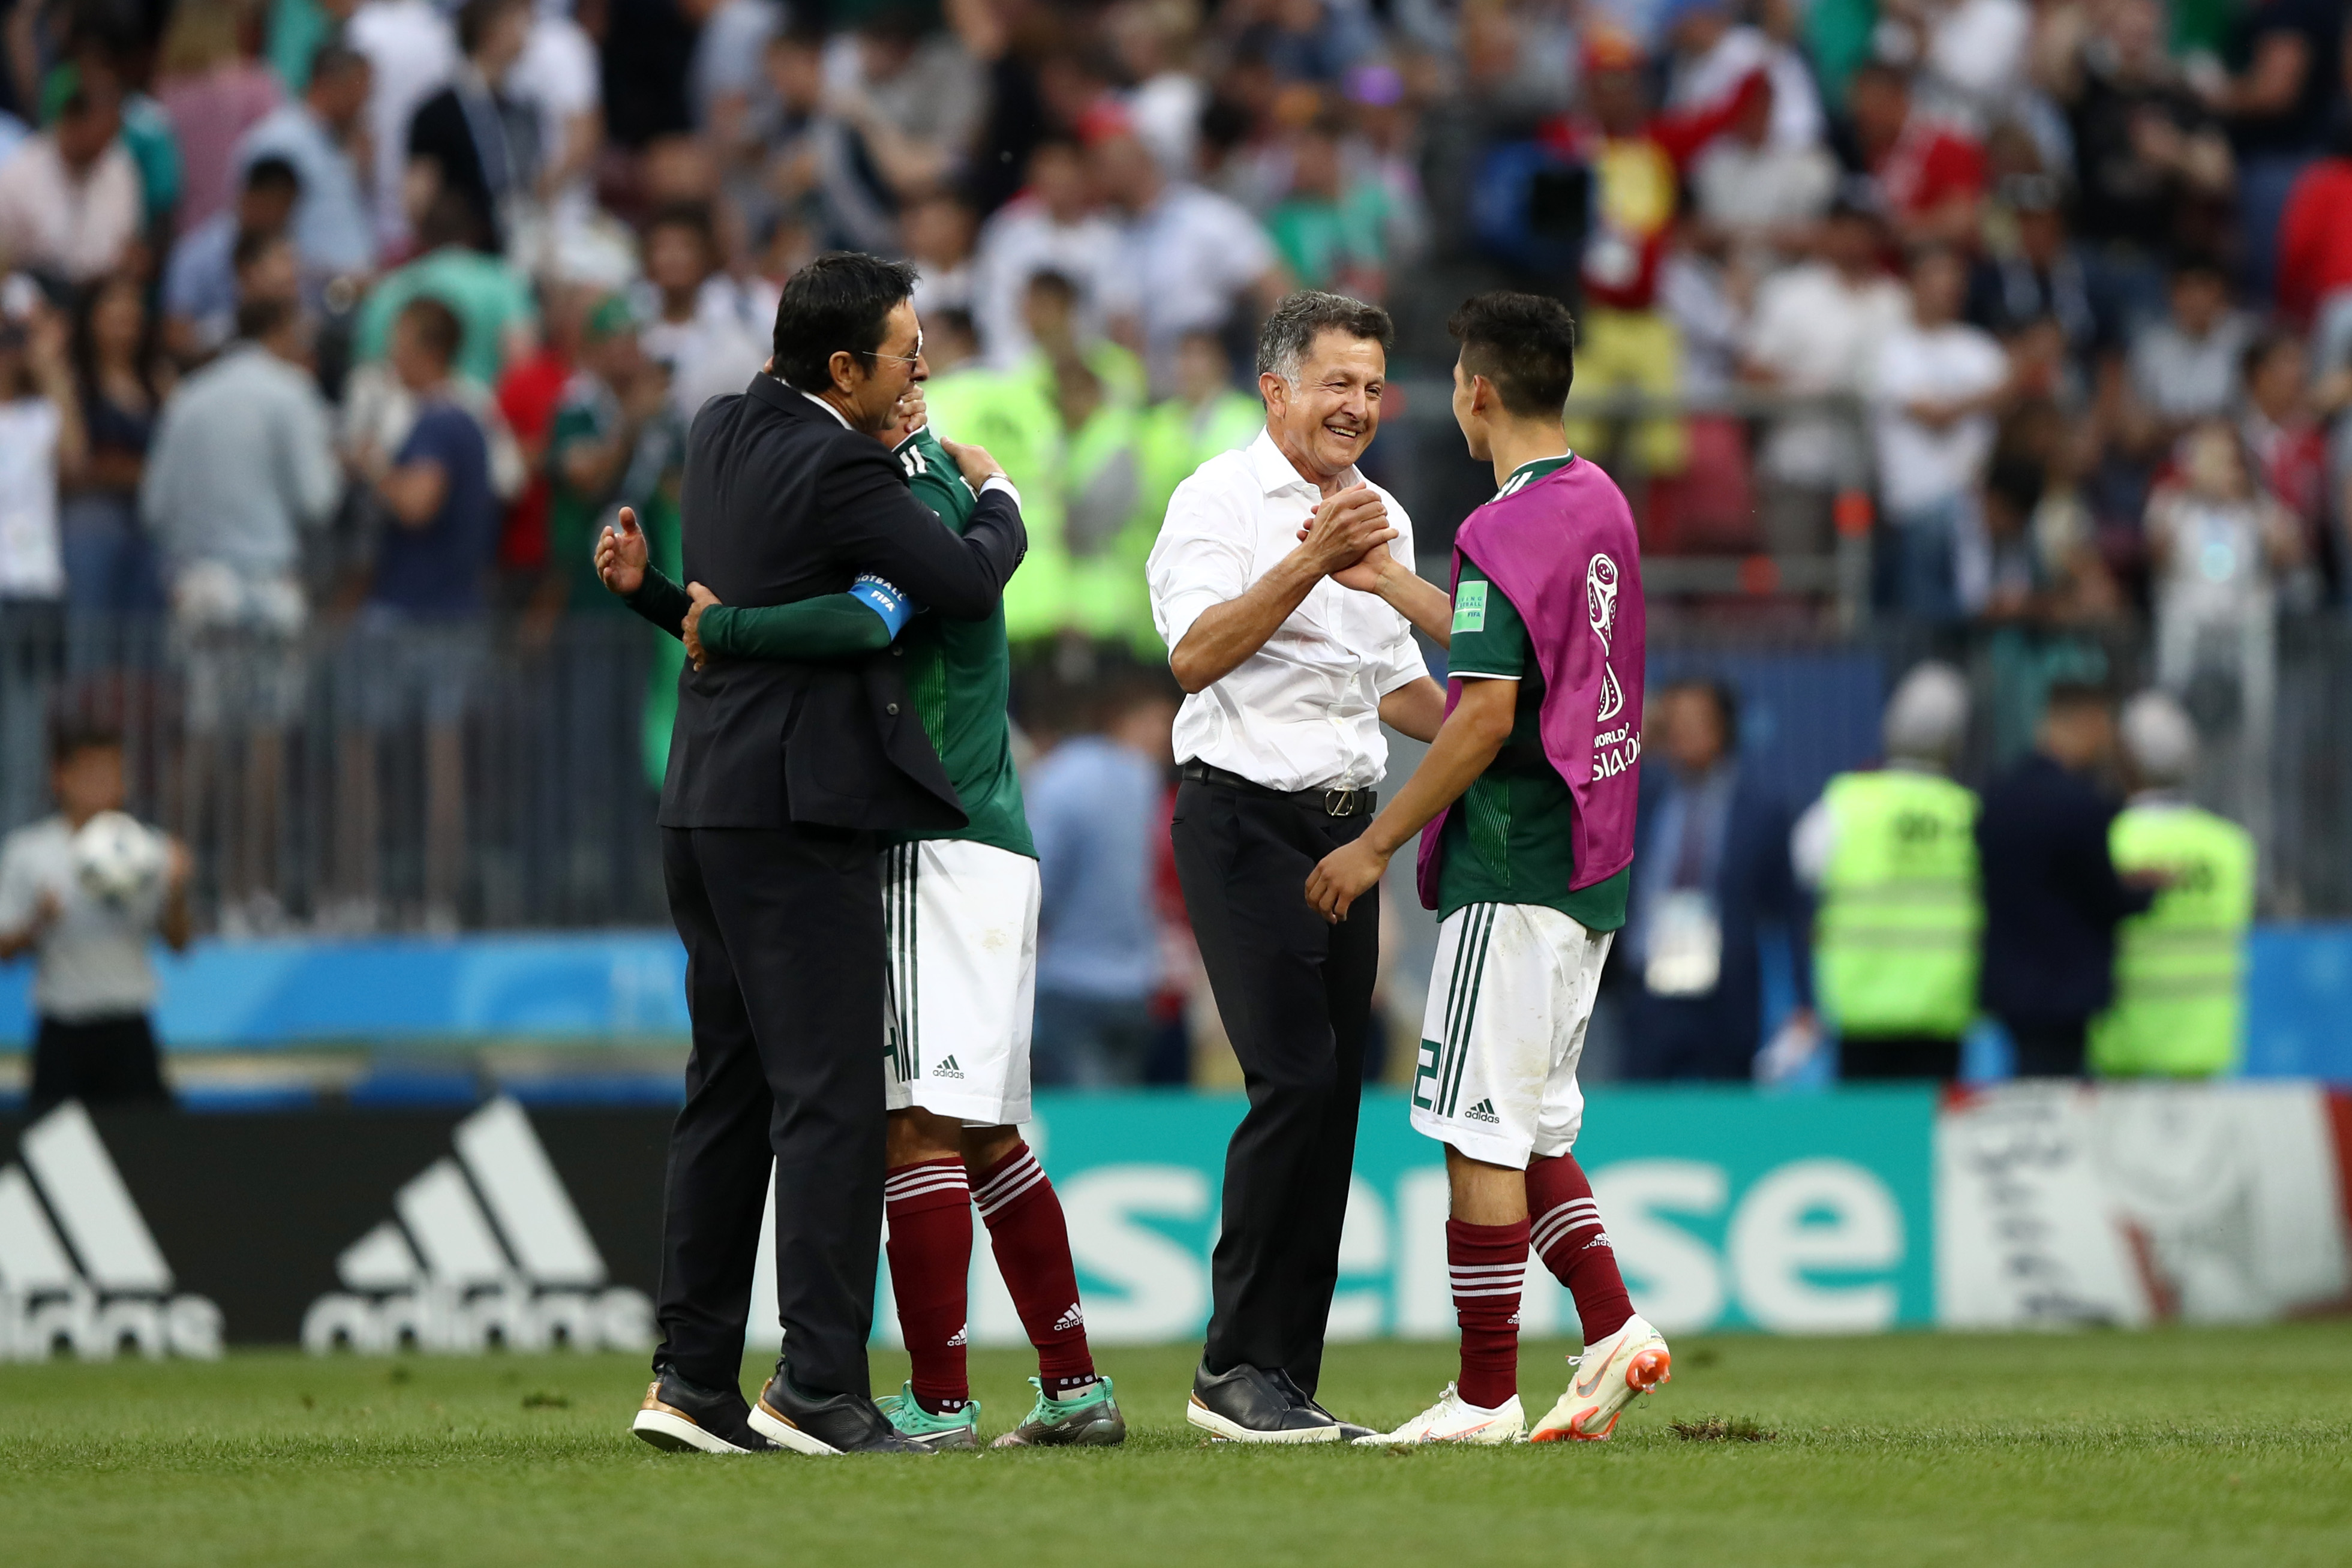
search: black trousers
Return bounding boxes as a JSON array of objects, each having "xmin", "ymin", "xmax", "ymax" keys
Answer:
[
  {"xmin": 653, "ymin": 824, "xmax": 888, "ymax": 1399},
  {"xmin": 1621, "ymin": 990, "xmax": 1759, "ymax": 1082},
  {"xmin": 2006, "ymin": 1017, "xmax": 2089, "ymax": 1079},
  {"xmin": 1840, "ymin": 1033, "xmax": 1962, "ymax": 1082},
  {"xmin": 1172, "ymin": 779, "xmax": 1377, "ymax": 1397},
  {"xmin": 28, "ymin": 1013, "xmax": 170, "ymax": 1113}
]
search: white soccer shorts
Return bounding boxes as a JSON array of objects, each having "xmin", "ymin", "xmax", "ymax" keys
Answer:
[
  {"xmin": 1410, "ymin": 902, "xmax": 1614, "ymax": 1169},
  {"xmin": 881, "ymin": 838, "xmax": 1041, "ymax": 1127}
]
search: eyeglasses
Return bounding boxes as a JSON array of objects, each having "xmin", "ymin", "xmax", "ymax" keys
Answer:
[{"xmin": 870, "ymin": 332, "xmax": 925, "ymax": 367}]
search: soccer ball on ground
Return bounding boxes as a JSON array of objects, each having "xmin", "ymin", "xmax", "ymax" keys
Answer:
[{"xmin": 73, "ymin": 810, "xmax": 167, "ymax": 906}]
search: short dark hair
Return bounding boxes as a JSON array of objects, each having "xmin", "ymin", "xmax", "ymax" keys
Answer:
[
  {"xmin": 1665, "ymin": 677, "xmax": 1740, "ymax": 748},
  {"xmin": 928, "ymin": 306, "xmax": 978, "ymax": 347},
  {"xmin": 1851, "ymin": 59, "xmax": 1909, "ymax": 95},
  {"xmin": 1255, "ymin": 290, "xmax": 1392, "ymax": 382},
  {"xmin": 309, "ymin": 41, "xmax": 367, "ymax": 86},
  {"xmin": 1449, "ymin": 291, "xmax": 1577, "ymax": 416},
  {"xmin": 244, "ymin": 155, "xmax": 300, "ymax": 198},
  {"xmin": 643, "ymin": 199, "xmax": 716, "ymax": 252},
  {"xmin": 2044, "ymin": 678, "xmax": 2112, "ymax": 716},
  {"xmin": 1025, "ymin": 269, "xmax": 1080, "ymax": 304},
  {"xmin": 456, "ymin": 0, "xmax": 528, "ymax": 55},
  {"xmin": 236, "ymin": 296, "xmax": 296, "ymax": 343},
  {"xmin": 49, "ymin": 709, "xmax": 122, "ymax": 764},
  {"xmin": 416, "ymin": 188, "xmax": 489, "ymax": 252},
  {"xmin": 2168, "ymin": 250, "xmax": 2227, "ymax": 285},
  {"xmin": 771, "ymin": 251, "xmax": 918, "ymax": 391},
  {"xmin": 397, "ymin": 296, "xmax": 463, "ymax": 365},
  {"xmin": 2242, "ymin": 327, "xmax": 2302, "ymax": 382}
]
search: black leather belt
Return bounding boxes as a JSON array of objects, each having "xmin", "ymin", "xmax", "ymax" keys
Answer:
[{"xmin": 1180, "ymin": 761, "xmax": 1377, "ymax": 818}]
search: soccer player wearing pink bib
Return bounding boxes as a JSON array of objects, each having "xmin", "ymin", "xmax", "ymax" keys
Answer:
[{"xmin": 1305, "ymin": 292, "xmax": 1671, "ymax": 1444}]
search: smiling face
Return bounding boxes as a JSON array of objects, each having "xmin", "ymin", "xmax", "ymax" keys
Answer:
[{"xmin": 1262, "ymin": 328, "xmax": 1386, "ymax": 482}]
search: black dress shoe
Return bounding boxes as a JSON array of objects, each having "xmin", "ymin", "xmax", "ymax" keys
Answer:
[
  {"xmin": 632, "ymin": 1364, "xmax": 779, "ymax": 1454},
  {"xmin": 749, "ymin": 1363, "xmax": 934, "ymax": 1455},
  {"xmin": 1267, "ymin": 1369, "xmax": 1375, "ymax": 1441},
  {"xmin": 1185, "ymin": 1362, "xmax": 1343, "ymax": 1443}
]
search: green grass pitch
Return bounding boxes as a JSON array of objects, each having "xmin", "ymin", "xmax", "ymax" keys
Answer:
[{"xmin": 5, "ymin": 1323, "xmax": 2350, "ymax": 1567}]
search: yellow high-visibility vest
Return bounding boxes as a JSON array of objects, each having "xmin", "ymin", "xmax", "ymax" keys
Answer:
[{"xmin": 1813, "ymin": 769, "xmax": 1982, "ymax": 1039}]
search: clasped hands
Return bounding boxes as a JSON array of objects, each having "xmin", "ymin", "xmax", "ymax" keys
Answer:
[
  {"xmin": 1293, "ymin": 483, "xmax": 1400, "ymax": 593},
  {"xmin": 1290, "ymin": 485, "xmax": 1405, "ymax": 924}
]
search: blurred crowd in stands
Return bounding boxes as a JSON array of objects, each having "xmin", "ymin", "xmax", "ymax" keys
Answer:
[
  {"xmin": 0, "ymin": 0, "xmax": 2336, "ymax": 647},
  {"xmin": 0, "ymin": 0, "xmax": 2338, "ymax": 1074}
]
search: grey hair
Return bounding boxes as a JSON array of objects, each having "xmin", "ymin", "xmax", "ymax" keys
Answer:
[
  {"xmin": 2119, "ymin": 690, "xmax": 2197, "ymax": 786},
  {"xmin": 1255, "ymin": 291, "xmax": 1394, "ymax": 383},
  {"xmin": 1883, "ymin": 661, "xmax": 1970, "ymax": 762}
]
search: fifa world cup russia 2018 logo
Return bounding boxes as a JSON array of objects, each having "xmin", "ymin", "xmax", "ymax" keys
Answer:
[{"xmin": 1589, "ymin": 554, "xmax": 1626, "ymax": 723}]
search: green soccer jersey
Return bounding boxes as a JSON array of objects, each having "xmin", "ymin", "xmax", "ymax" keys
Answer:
[
  {"xmin": 1440, "ymin": 541, "xmax": 1631, "ymax": 931},
  {"xmin": 888, "ymin": 424, "xmax": 1035, "ymax": 860}
]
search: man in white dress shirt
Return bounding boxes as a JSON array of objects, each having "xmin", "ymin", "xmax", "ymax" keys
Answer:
[{"xmin": 1148, "ymin": 292, "xmax": 1446, "ymax": 1441}]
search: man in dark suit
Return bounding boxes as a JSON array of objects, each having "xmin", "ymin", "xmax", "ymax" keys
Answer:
[
  {"xmin": 1976, "ymin": 681, "xmax": 2155, "ymax": 1077},
  {"xmin": 599, "ymin": 253, "xmax": 1026, "ymax": 1455},
  {"xmin": 1618, "ymin": 680, "xmax": 1812, "ymax": 1080}
]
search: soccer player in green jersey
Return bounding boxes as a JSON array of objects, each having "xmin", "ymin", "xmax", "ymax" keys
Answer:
[
  {"xmin": 598, "ymin": 386, "xmax": 1122, "ymax": 1451},
  {"xmin": 1302, "ymin": 293, "xmax": 1669, "ymax": 1446}
]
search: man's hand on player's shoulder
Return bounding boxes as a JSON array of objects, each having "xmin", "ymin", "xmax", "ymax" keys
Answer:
[
  {"xmin": 940, "ymin": 437, "xmax": 1005, "ymax": 488},
  {"xmin": 683, "ymin": 582, "xmax": 720, "ymax": 669},
  {"xmin": 595, "ymin": 505, "xmax": 650, "ymax": 597}
]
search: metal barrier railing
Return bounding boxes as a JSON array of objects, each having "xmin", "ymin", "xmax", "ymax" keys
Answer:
[
  {"xmin": 2, "ymin": 380, "xmax": 2341, "ymax": 930},
  {"xmin": 2, "ymin": 611, "xmax": 671, "ymax": 935}
]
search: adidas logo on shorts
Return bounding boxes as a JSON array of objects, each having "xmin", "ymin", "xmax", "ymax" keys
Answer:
[
  {"xmin": 1052, "ymin": 1303, "xmax": 1084, "ymax": 1332},
  {"xmin": 948, "ymin": 1324, "xmax": 968, "ymax": 1347},
  {"xmin": 1465, "ymin": 1098, "xmax": 1501, "ymax": 1124},
  {"xmin": 932, "ymin": 1056, "xmax": 964, "ymax": 1080}
]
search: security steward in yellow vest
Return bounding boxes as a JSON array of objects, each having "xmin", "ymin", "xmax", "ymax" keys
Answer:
[
  {"xmin": 1792, "ymin": 662, "xmax": 1981, "ymax": 1081},
  {"xmin": 2089, "ymin": 692, "xmax": 2254, "ymax": 1078}
]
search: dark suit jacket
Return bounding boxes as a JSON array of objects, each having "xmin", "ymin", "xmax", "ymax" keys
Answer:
[
  {"xmin": 1976, "ymin": 752, "xmax": 2153, "ymax": 1028},
  {"xmin": 635, "ymin": 376, "xmax": 1025, "ymax": 832},
  {"xmin": 1620, "ymin": 765, "xmax": 1810, "ymax": 1079}
]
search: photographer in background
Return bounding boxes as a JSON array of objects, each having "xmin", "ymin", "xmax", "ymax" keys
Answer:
[{"xmin": 0, "ymin": 715, "xmax": 194, "ymax": 1113}]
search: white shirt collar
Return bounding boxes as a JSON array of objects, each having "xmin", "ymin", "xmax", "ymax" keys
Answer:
[
  {"xmin": 792, "ymin": 383, "xmax": 852, "ymax": 429},
  {"xmin": 1245, "ymin": 427, "xmax": 1355, "ymax": 497}
]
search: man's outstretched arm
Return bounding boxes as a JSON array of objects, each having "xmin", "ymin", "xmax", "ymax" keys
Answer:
[
  {"xmin": 1304, "ymin": 677, "xmax": 1518, "ymax": 923},
  {"xmin": 593, "ymin": 507, "xmax": 902, "ymax": 664}
]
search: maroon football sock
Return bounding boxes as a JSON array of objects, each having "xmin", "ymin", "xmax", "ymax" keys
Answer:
[
  {"xmin": 884, "ymin": 1157, "xmax": 972, "ymax": 1414},
  {"xmin": 970, "ymin": 1142, "xmax": 1097, "ymax": 1398},
  {"xmin": 1448, "ymin": 1217, "xmax": 1528, "ymax": 1410},
  {"xmin": 1528, "ymin": 1153, "xmax": 1635, "ymax": 1344}
]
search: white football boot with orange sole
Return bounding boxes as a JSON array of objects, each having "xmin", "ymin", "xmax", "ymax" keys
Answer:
[
  {"xmin": 1528, "ymin": 1313, "xmax": 1671, "ymax": 1442},
  {"xmin": 1355, "ymin": 1384, "xmax": 1527, "ymax": 1446}
]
